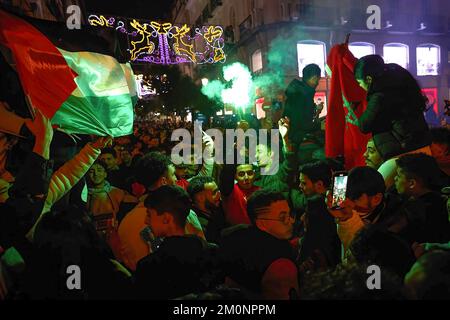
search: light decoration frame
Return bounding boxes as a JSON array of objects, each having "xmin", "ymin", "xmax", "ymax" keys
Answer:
[{"xmin": 88, "ymin": 15, "xmax": 227, "ymax": 65}]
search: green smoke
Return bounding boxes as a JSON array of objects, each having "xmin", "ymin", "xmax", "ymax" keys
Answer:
[
  {"xmin": 253, "ymin": 26, "xmax": 310, "ymax": 98},
  {"xmin": 221, "ymin": 62, "xmax": 254, "ymax": 110},
  {"xmin": 201, "ymin": 80, "xmax": 225, "ymax": 102},
  {"xmin": 200, "ymin": 26, "xmax": 312, "ymax": 109},
  {"xmin": 201, "ymin": 62, "xmax": 255, "ymax": 110}
]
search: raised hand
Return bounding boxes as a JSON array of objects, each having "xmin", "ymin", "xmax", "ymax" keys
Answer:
[
  {"xmin": 278, "ymin": 116, "xmax": 290, "ymax": 139},
  {"xmin": 24, "ymin": 109, "xmax": 53, "ymax": 142},
  {"xmin": 24, "ymin": 109, "xmax": 53, "ymax": 160},
  {"xmin": 325, "ymin": 191, "xmax": 354, "ymax": 221}
]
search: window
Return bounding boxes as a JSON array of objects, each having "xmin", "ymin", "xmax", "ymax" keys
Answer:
[
  {"xmin": 349, "ymin": 42, "xmax": 375, "ymax": 59},
  {"xmin": 251, "ymin": 49, "xmax": 263, "ymax": 72},
  {"xmin": 314, "ymin": 92, "xmax": 327, "ymax": 118},
  {"xmin": 383, "ymin": 43, "xmax": 409, "ymax": 69},
  {"xmin": 417, "ymin": 44, "xmax": 440, "ymax": 76},
  {"xmin": 297, "ymin": 41, "xmax": 326, "ymax": 77}
]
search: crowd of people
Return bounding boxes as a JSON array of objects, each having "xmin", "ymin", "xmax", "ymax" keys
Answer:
[{"xmin": 0, "ymin": 54, "xmax": 449, "ymax": 300}]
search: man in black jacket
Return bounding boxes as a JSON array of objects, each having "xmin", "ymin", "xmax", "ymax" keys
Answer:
[
  {"xmin": 187, "ymin": 176, "xmax": 226, "ymax": 244},
  {"xmin": 392, "ymin": 153, "xmax": 449, "ymax": 244},
  {"xmin": 354, "ymin": 55, "xmax": 432, "ymax": 188},
  {"xmin": 283, "ymin": 64, "xmax": 323, "ymax": 147}
]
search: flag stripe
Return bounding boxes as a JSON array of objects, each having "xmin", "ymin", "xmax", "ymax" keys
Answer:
[
  {"xmin": 0, "ymin": 9, "xmax": 77, "ymax": 118},
  {"xmin": 59, "ymin": 49, "xmax": 132, "ymax": 97},
  {"xmin": 51, "ymin": 94, "xmax": 134, "ymax": 137}
]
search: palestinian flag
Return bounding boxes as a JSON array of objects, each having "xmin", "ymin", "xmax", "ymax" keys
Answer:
[{"xmin": 0, "ymin": 9, "xmax": 137, "ymax": 137}]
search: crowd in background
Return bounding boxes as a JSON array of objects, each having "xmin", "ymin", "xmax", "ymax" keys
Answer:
[{"xmin": 0, "ymin": 55, "xmax": 449, "ymax": 300}]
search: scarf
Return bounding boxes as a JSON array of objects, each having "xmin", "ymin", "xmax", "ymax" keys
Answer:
[{"xmin": 88, "ymin": 181, "xmax": 112, "ymax": 195}]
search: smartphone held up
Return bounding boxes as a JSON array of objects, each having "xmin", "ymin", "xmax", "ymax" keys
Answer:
[{"xmin": 330, "ymin": 171, "xmax": 348, "ymax": 210}]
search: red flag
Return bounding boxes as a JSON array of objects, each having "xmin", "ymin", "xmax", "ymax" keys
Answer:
[
  {"xmin": 325, "ymin": 44, "xmax": 371, "ymax": 169},
  {"xmin": 0, "ymin": 9, "xmax": 77, "ymax": 118}
]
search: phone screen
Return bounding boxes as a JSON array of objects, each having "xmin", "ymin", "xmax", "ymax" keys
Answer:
[{"xmin": 331, "ymin": 172, "xmax": 348, "ymax": 209}]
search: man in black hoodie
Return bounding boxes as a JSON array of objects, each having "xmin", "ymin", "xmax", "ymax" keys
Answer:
[{"xmin": 283, "ymin": 64, "xmax": 323, "ymax": 147}]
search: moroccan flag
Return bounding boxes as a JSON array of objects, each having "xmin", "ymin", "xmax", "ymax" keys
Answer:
[
  {"xmin": 325, "ymin": 44, "xmax": 371, "ymax": 170},
  {"xmin": 0, "ymin": 9, "xmax": 136, "ymax": 137}
]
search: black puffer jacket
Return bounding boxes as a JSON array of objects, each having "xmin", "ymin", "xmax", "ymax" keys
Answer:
[
  {"xmin": 358, "ymin": 64, "xmax": 431, "ymax": 159},
  {"xmin": 283, "ymin": 79, "xmax": 319, "ymax": 145}
]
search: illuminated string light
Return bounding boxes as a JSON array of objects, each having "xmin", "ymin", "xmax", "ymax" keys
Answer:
[{"xmin": 88, "ymin": 15, "xmax": 226, "ymax": 65}]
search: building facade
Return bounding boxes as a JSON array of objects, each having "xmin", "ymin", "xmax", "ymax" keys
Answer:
[
  {"xmin": 0, "ymin": 0, "xmax": 85, "ymax": 22},
  {"xmin": 171, "ymin": 0, "xmax": 450, "ymax": 123}
]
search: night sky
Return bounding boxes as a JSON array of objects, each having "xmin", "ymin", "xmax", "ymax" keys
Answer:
[{"xmin": 85, "ymin": 0, "xmax": 176, "ymax": 20}]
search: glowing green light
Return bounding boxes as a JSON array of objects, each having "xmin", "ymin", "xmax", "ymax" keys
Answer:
[
  {"xmin": 221, "ymin": 62, "xmax": 254, "ymax": 110},
  {"xmin": 201, "ymin": 62, "xmax": 254, "ymax": 111}
]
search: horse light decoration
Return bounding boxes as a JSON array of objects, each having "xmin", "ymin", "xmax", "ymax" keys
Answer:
[{"xmin": 88, "ymin": 15, "xmax": 227, "ymax": 65}]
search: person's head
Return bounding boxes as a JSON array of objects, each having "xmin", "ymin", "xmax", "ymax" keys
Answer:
[
  {"xmin": 255, "ymin": 131, "xmax": 281, "ymax": 170},
  {"xmin": 256, "ymin": 143, "xmax": 274, "ymax": 168},
  {"xmin": 354, "ymin": 55, "xmax": 385, "ymax": 91},
  {"xmin": 119, "ymin": 147, "xmax": 132, "ymax": 166},
  {"xmin": 302, "ymin": 64, "xmax": 321, "ymax": 89},
  {"xmin": 395, "ymin": 153, "xmax": 443, "ymax": 197},
  {"xmin": 430, "ymin": 127, "xmax": 449, "ymax": 160},
  {"xmin": 174, "ymin": 163, "xmax": 189, "ymax": 180},
  {"xmin": 247, "ymin": 189, "xmax": 293, "ymax": 240},
  {"xmin": 364, "ymin": 139, "xmax": 384, "ymax": 169},
  {"xmin": 144, "ymin": 185, "xmax": 191, "ymax": 238},
  {"xmin": 349, "ymin": 225, "xmax": 415, "ymax": 279},
  {"xmin": 100, "ymin": 148, "xmax": 118, "ymax": 171},
  {"xmin": 171, "ymin": 153, "xmax": 190, "ymax": 180},
  {"xmin": 235, "ymin": 163, "xmax": 255, "ymax": 190},
  {"xmin": 404, "ymin": 250, "xmax": 450, "ymax": 300},
  {"xmin": 187, "ymin": 176, "xmax": 221, "ymax": 212},
  {"xmin": 87, "ymin": 161, "xmax": 108, "ymax": 187},
  {"xmin": 299, "ymin": 161, "xmax": 332, "ymax": 196},
  {"xmin": 346, "ymin": 167, "xmax": 386, "ymax": 214},
  {"xmin": 134, "ymin": 151, "xmax": 177, "ymax": 191}
]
